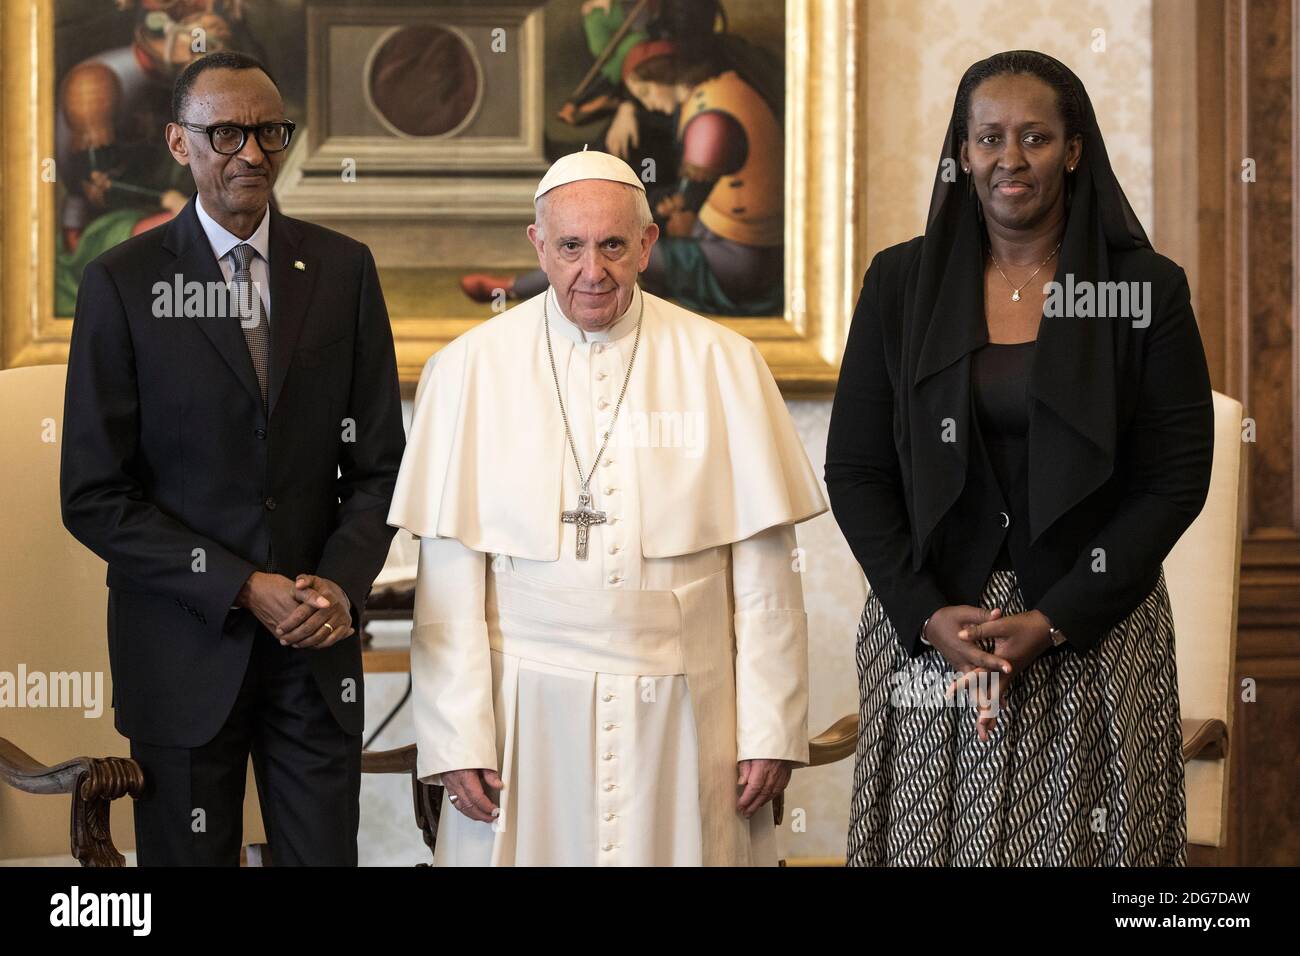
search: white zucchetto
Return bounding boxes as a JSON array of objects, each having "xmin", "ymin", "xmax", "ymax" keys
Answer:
[{"xmin": 533, "ymin": 146, "xmax": 647, "ymax": 201}]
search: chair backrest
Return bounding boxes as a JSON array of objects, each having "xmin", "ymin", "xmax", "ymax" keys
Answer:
[
  {"xmin": 1163, "ymin": 390, "xmax": 1245, "ymax": 848},
  {"xmin": 0, "ymin": 364, "xmax": 264, "ymax": 861}
]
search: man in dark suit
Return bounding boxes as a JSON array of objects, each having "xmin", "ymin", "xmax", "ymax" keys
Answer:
[{"xmin": 60, "ymin": 51, "xmax": 407, "ymax": 865}]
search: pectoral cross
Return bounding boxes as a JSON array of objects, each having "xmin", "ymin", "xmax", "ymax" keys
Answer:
[{"xmin": 561, "ymin": 489, "xmax": 607, "ymax": 560}]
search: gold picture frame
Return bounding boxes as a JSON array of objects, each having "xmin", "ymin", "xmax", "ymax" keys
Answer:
[{"xmin": 1, "ymin": 1, "xmax": 865, "ymax": 396}]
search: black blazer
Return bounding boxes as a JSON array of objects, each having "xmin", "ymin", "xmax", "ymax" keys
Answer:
[
  {"xmin": 826, "ymin": 237, "xmax": 1215, "ymax": 655},
  {"xmin": 60, "ymin": 196, "xmax": 406, "ymax": 747}
]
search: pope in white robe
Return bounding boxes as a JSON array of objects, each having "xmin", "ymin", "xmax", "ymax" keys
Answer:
[{"xmin": 387, "ymin": 150, "xmax": 827, "ymax": 866}]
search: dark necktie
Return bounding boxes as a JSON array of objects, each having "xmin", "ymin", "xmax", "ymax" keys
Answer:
[{"xmin": 229, "ymin": 242, "xmax": 269, "ymax": 407}]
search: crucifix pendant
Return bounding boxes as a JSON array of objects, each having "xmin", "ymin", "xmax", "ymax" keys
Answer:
[{"xmin": 561, "ymin": 489, "xmax": 607, "ymax": 560}]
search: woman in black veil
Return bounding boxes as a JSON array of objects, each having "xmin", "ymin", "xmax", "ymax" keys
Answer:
[{"xmin": 826, "ymin": 51, "xmax": 1214, "ymax": 865}]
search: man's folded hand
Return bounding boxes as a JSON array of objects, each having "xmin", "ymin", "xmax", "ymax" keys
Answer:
[{"xmin": 275, "ymin": 574, "xmax": 354, "ymax": 648}]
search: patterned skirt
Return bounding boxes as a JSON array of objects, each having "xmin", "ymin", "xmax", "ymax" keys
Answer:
[{"xmin": 846, "ymin": 567, "xmax": 1187, "ymax": 866}]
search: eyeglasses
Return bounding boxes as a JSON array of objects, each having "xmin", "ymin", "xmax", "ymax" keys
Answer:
[{"xmin": 176, "ymin": 120, "xmax": 296, "ymax": 155}]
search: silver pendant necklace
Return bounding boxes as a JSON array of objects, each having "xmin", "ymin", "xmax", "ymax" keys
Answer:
[
  {"xmin": 989, "ymin": 241, "xmax": 1061, "ymax": 301},
  {"xmin": 544, "ymin": 289, "xmax": 644, "ymax": 560}
]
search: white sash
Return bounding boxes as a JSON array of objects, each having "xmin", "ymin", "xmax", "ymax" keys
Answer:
[{"xmin": 487, "ymin": 567, "xmax": 754, "ymax": 866}]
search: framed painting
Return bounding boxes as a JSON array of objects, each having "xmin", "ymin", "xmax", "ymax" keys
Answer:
[{"xmin": 2, "ymin": 0, "xmax": 866, "ymax": 395}]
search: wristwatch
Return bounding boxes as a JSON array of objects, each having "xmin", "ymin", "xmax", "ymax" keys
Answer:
[{"xmin": 1043, "ymin": 614, "xmax": 1067, "ymax": 647}]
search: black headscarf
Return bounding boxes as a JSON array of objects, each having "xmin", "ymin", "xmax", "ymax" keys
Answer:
[{"xmin": 901, "ymin": 50, "xmax": 1152, "ymax": 568}]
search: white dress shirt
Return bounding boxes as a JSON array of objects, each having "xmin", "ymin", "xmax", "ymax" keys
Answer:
[
  {"xmin": 195, "ymin": 195, "xmax": 272, "ymax": 321},
  {"xmin": 205, "ymin": 195, "xmax": 273, "ymax": 612}
]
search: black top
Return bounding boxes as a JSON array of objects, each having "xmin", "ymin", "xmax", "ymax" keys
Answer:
[{"xmin": 972, "ymin": 340, "xmax": 1035, "ymax": 570}]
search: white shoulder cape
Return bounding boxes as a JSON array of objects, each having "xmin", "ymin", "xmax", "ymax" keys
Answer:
[{"xmin": 387, "ymin": 289, "xmax": 827, "ymax": 560}]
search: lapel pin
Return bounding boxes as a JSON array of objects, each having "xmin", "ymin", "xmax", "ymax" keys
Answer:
[{"xmin": 293, "ymin": 260, "xmax": 305, "ymax": 271}]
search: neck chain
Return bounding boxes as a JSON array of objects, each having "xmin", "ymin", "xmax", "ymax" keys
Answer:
[
  {"xmin": 544, "ymin": 289, "xmax": 644, "ymax": 559},
  {"xmin": 988, "ymin": 241, "xmax": 1062, "ymax": 302}
]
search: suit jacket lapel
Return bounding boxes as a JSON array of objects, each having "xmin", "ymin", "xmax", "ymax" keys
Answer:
[
  {"xmin": 161, "ymin": 198, "xmax": 264, "ymax": 409},
  {"xmin": 266, "ymin": 207, "xmax": 316, "ymax": 418}
]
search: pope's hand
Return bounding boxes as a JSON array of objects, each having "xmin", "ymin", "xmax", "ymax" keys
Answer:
[
  {"xmin": 442, "ymin": 769, "xmax": 504, "ymax": 823},
  {"xmin": 736, "ymin": 758, "xmax": 794, "ymax": 819}
]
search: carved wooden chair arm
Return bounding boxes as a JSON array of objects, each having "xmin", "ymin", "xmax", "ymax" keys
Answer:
[
  {"xmin": 0, "ymin": 736, "xmax": 143, "ymax": 867},
  {"xmin": 360, "ymin": 743, "xmax": 441, "ymax": 864},
  {"xmin": 808, "ymin": 714, "xmax": 860, "ymax": 767},
  {"xmin": 797, "ymin": 715, "xmax": 1230, "ymax": 765},
  {"xmin": 365, "ymin": 581, "xmax": 416, "ymax": 610},
  {"xmin": 1181, "ymin": 717, "xmax": 1228, "ymax": 762}
]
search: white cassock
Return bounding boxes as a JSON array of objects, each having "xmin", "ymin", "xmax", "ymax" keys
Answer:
[{"xmin": 387, "ymin": 284, "xmax": 827, "ymax": 866}]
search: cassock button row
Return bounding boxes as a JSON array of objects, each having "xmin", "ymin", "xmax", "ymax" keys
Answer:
[
  {"xmin": 604, "ymin": 783, "xmax": 617, "ymax": 791},
  {"xmin": 608, "ymin": 545, "xmax": 620, "ymax": 555},
  {"xmin": 603, "ymin": 722, "xmax": 616, "ymax": 731},
  {"xmin": 604, "ymin": 487, "xmax": 617, "ymax": 495},
  {"xmin": 602, "ymin": 752, "xmax": 615, "ymax": 761},
  {"xmin": 608, "ymin": 573, "xmax": 622, "ymax": 585},
  {"xmin": 602, "ymin": 457, "xmax": 614, "ymax": 467},
  {"xmin": 596, "ymin": 371, "xmax": 608, "ymax": 380},
  {"xmin": 602, "ymin": 693, "xmax": 615, "ymax": 702},
  {"xmin": 604, "ymin": 812, "xmax": 617, "ymax": 822},
  {"xmin": 597, "ymin": 398, "xmax": 610, "ymax": 410}
]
